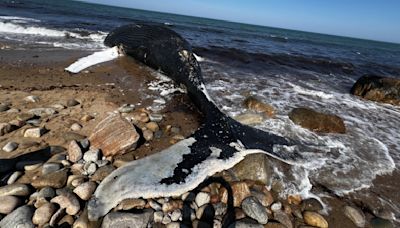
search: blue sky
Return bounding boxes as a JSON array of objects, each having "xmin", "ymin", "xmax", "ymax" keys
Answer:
[{"xmin": 81, "ymin": 0, "xmax": 400, "ymax": 43}]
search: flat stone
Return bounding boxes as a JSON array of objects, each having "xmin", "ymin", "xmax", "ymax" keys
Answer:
[
  {"xmin": 303, "ymin": 211, "xmax": 328, "ymax": 228},
  {"xmin": 231, "ymin": 153, "xmax": 272, "ymax": 185},
  {"xmin": 32, "ymin": 169, "xmax": 68, "ymax": 189},
  {"xmin": 32, "ymin": 203, "xmax": 57, "ymax": 226},
  {"xmin": 0, "ymin": 183, "xmax": 31, "ymax": 197},
  {"xmin": 89, "ymin": 113, "xmax": 140, "ymax": 157},
  {"xmin": 101, "ymin": 210, "xmax": 153, "ymax": 228},
  {"xmin": 51, "ymin": 192, "xmax": 80, "ymax": 215},
  {"xmin": 7, "ymin": 171, "xmax": 23, "ymax": 185},
  {"xmin": 83, "ymin": 148, "xmax": 101, "ymax": 163},
  {"xmin": 241, "ymin": 196, "xmax": 268, "ymax": 224},
  {"xmin": 66, "ymin": 99, "xmax": 80, "ymax": 107},
  {"xmin": 116, "ymin": 198, "xmax": 147, "ymax": 211},
  {"xmin": 42, "ymin": 162, "xmax": 63, "ymax": 175},
  {"xmin": 2, "ymin": 141, "xmax": 18, "ymax": 152},
  {"xmin": 0, "ymin": 205, "xmax": 34, "ymax": 228},
  {"xmin": 27, "ymin": 108, "xmax": 56, "ymax": 117},
  {"xmin": 91, "ymin": 165, "xmax": 115, "ymax": 182},
  {"xmin": 73, "ymin": 181, "xmax": 97, "ymax": 201},
  {"xmin": 24, "ymin": 95, "xmax": 40, "ymax": 103},
  {"xmin": 195, "ymin": 192, "xmax": 210, "ymax": 207},
  {"xmin": 16, "ymin": 113, "xmax": 35, "ymax": 122},
  {"xmin": 24, "ymin": 127, "xmax": 46, "ymax": 138},
  {"xmin": 68, "ymin": 140, "xmax": 83, "ymax": 162},
  {"xmin": 344, "ymin": 206, "xmax": 365, "ymax": 227},
  {"xmin": 0, "ymin": 195, "xmax": 22, "ymax": 214}
]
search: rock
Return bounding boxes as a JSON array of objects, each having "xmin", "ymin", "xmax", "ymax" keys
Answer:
[
  {"xmin": 101, "ymin": 210, "xmax": 153, "ymax": 228},
  {"xmin": 23, "ymin": 162, "xmax": 43, "ymax": 171},
  {"xmin": 2, "ymin": 141, "xmax": 18, "ymax": 152},
  {"xmin": 170, "ymin": 209, "xmax": 181, "ymax": 222},
  {"xmin": 66, "ymin": 99, "xmax": 80, "ymax": 107},
  {"xmin": 166, "ymin": 222, "xmax": 180, "ymax": 228},
  {"xmin": 73, "ymin": 181, "xmax": 97, "ymax": 200},
  {"xmin": 42, "ymin": 162, "xmax": 63, "ymax": 175},
  {"xmin": 154, "ymin": 211, "xmax": 164, "ymax": 223},
  {"xmin": 274, "ymin": 211, "xmax": 293, "ymax": 228},
  {"xmin": 59, "ymin": 214, "xmax": 74, "ymax": 226},
  {"xmin": 243, "ymin": 96, "xmax": 275, "ymax": 117},
  {"xmin": 91, "ymin": 165, "xmax": 115, "ymax": 182},
  {"xmin": 264, "ymin": 222, "xmax": 287, "ymax": 228},
  {"xmin": 68, "ymin": 140, "xmax": 83, "ymax": 162},
  {"xmin": 195, "ymin": 192, "xmax": 211, "ymax": 207},
  {"xmin": 0, "ymin": 183, "xmax": 31, "ymax": 197},
  {"xmin": 301, "ymin": 198, "xmax": 323, "ymax": 212},
  {"xmin": 79, "ymin": 138, "xmax": 90, "ymax": 150},
  {"xmin": 303, "ymin": 211, "xmax": 328, "ymax": 228},
  {"xmin": 162, "ymin": 200, "xmax": 183, "ymax": 213},
  {"xmin": 289, "ymin": 108, "xmax": 346, "ymax": 134},
  {"xmin": 32, "ymin": 169, "xmax": 68, "ymax": 189},
  {"xmin": 344, "ymin": 206, "xmax": 365, "ymax": 227},
  {"xmin": 7, "ymin": 171, "xmax": 23, "ymax": 184},
  {"xmin": 351, "ymin": 75, "xmax": 400, "ymax": 105},
  {"xmin": 83, "ymin": 149, "xmax": 101, "ymax": 163},
  {"xmin": 32, "ymin": 203, "xmax": 57, "ymax": 225},
  {"xmin": 118, "ymin": 104, "xmax": 135, "ymax": 113},
  {"xmin": 27, "ymin": 108, "xmax": 56, "ymax": 116},
  {"xmin": 51, "ymin": 192, "xmax": 80, "ymax": 215},
  {"xmin": 251, "ymin": 189, "xmax": 273, "ymax": 207},
  {"xmin": 0, "ymin": 205, "xmax": 34, "ymax": 228},
  {"xmin": 229, "ymin": 221, "xmax": 263, "ymax": 228},
  {"xmin": 71, "ymin": 178, "xmax": 86, "ymax": 188},
  {"xmin": 0, "ymin": 195, "xmax": 22, "ymax": 214},
  {"xmin": 241, "ymin": 196, "xmax": 268, "ymax": 224},
  {"xmin": 220, "ymin": 181, "xmax": 251, "ymax": 207},
  {"xmin": 24, "ymin": 95, "xmax": 40, "ymax": 103},
  {"xmin": 234, "ymin": 113, "xmax": 264, "ymax": 125},
  {"xmin": 149, "ymin": 200, "xmax": 162, "ymax": 211},
  {"xmin": 370, "ymin": 217, "xmax": 394, "ymax": 228},
  {"xmin": 116, "ymin": 198, "xmax": 146, "ymax": 210},
  {"xmin": 37, "ymin": 187, "xmax": 56, "ymax": 199},
  {"xmin": 146, "ymin": 122, "xmax": 159, "ymax": 132},
  {"xmin": 149, "ymin": 113, "xmax": 163, "ymax": 122},
  {"xmin": 64, "ymin": 132, "xmax": 86, "ymax": 142},
  {"xmin": 231, "ymin": 154, "xmax": 272, "ymax": 185},
  {"xmin": 70, "ymin": 163, "xmax": 85, "ymax": 175},
  {"xmin": 24, "ymin": 127, "xmax": 46, "ymax": 138},
  {"xmin": 71, "ymin": 123, "xmax": 82, "ymax": 131},
  {"xmin": 84, "ymin": 162, "xmax": 97, "ymax": 175},
  {"xmin": 51, "ymin": 104, "xmax": 66, "ymax": 110},
  {"xmin": 9, "ymin": 119, "xmax": 25, "ymax": 128},
  {"xmin": 0, "ymin": 123, "xmax": 15, "ymax": 136},
  {"xmin": 162, "ymin": 214, "xmax": 171, "ymax": 224},
  {"xmin": 213, "ymin": 203, "xmax": 227, "ymax": 217},
  {"xmin": 143, "ymin": 129, "xmax": 154, "ymax": 141},
  {"xmin": 271, "ymin": 202, "xmax": 282, "ymax": 212},
  {"xmin": 16, "ymin": 113, "xmax": 35, "ymax": 122},
  {"xmin": 73, "ymin": 206, "xmax": 102, "ymax": 228},
  {"xmin": 81, "ymin": 114, "xmax": 94, "ymax": 122},
  {"xmin": 288, "ymin": 194, "xmax": 302, "ymax": 205},
  {"xmin": 49, "ymin": 208, "xmax": 66, "ymax": 227},
  {"xmin": 0, "ymin": 103, "xmax": 10, "ymax": 112},
  {"xmin": 89, "ymin": 113, "xmax": 140, "ymax": 157}
]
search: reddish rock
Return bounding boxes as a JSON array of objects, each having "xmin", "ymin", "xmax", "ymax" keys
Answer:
[
  {"xmin": 289, "ymin": 108, "xmax": 346, "ymax": 134},
  {"xmin": 243, "ymin": 96, "xmax": 275, "ymax": 118},
  {"xmin": 89, "ymin": 113, "xmax": 140, "ymax": 157},
  {"xmin": 351, "ymin": 75, "xmax": 400, "ymax": 105},
  {"xmin": 220, "ymin": 181, "xmax": 251, "ymax": 207}
]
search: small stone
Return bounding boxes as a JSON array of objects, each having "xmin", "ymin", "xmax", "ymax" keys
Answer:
[
  {"xmin": 162, "ymin": 214, "xmax": 172, "ymax": 224},
  {"xmin": 143, "ymin": 129, "xmax": 154, "ymax": 141},
  {"xmin": 241, "ymin": 196, "xmax": 268, "ymax": 224},
  {"xmin": 34, "ymin": 197, "xmax": 49, "ymax": 209},
  {"xmin": 32, "ymin": 169, "xmax": 68, "ymax": 189},
  {"xmin": 162, "ymin": 200, "xmax": 183, "ymax": 213},
  {"xmin": 81, "ymin": 114, "xmax": 94, "ymax": 122},
  {"xmin": 195, "ymin": 192, "xmax": 210, "ymax": 207},
  {"xmin": 68, "ymin": 140, "xmax": 83, "ymax": 162},
  {"xmin": 24, "ymin": 127, "xmax": 46, "ymax": 138},
  {"xmin": 70, "ymin": 123, "xmax": 82, "ymax": 131},
  {"xmin": 0, "ymin": 183, "xmax": 31, "ymax": 197},
  {"xmin": 96, "ymin": 159, "xmax": 109, "ymax": 167},
  {"xmin": 220, "ymin": 181, "xmax": 251, "ymax": 207},
  {"xmin": 66, "ymin": 99, "xmax": 80, "ymax": 107},
  {"xmin": 301, "ymin": 198, "xmax": 323, "ymax": 212},
  {"xmin": 71, "ymin": 178, "xmax": 86, "ymax": 188},
  {"xmin": 154, "ymin": 211, "xmax": 164, "ymax": 223},
  {"xmin": 73, "ymin": 181, "xmax": 97, "ymax": 200},
  {"xmin": 24, "ymin": 95, "xmax": 40, "ymax": 103},
  {"xmin": 32, "ymin": 203, "xmax": 57, "ymax": 225},
  {"xmin": 49, "ymin": 208, "xmax": 66, "ymax": 227},
  {"xmin": 146, "ymin": 122, "xmax": 159, "ymax": 132},
  {"xmin": 24, "ymin": 162, "xmax": 43, "ymax": 171},
  {"xmin": 83, "ymin": 148, "xmax": 101, "ymax": 163},
  {"xmin": 7, "ymin": 171, "xmax": 23, "ymax": 185},
  {"xmin": 118, "ymin": 104, "xmax": 135, "ymax": 113},
  {"xmin": 2, "ymin": 141, "xmax": 18, "ymax": 152},
  {"xmin": 79, "ymin": 138, "xmax": 90, "ymax": 150},
  {"xmin": 274, "ymin": 211, "xmax": 293, "ymax": 228},
  {"xmin": 27, "ymin": 108, "xmax": 56, "ymax": 117},
  {"xmin": 251, "ymin": 189, "xmax": 273, "ymax": 207},
  {"xmin": 271, "ymin": 202, "xmax": 282, "ymax": 212},
  {"xmin": 101, "ymin": 210, "xmax": 153, "ymax": 227},
  {"xmin": 91, "ymin": 165, "xmax": 115, "ymax": 182},
  {"xmin": 37, "ymin": 187, "xmax": 56, "ymax": 199},
  {"xmin": 0, "ymin": 103, "xmax": 10, "ymax": 112},
  {"xmin": 42, "ymin": 162, "xmax": 63, "ymax": 175},
  {"xmin": 84, "ymin": 162, "xmax": 97, "ymax": 175},
  {"xmin": 303, "ymin": 211, "xmax": 328, "ymax": 228},
  {"xmin": 51, "ymin": 192, "xmax": 80, "ymax": 215},
  {"xmin": 149, "ymin": 113, "xmax": 163, "ymax": 122},
  {"xmin": 230, "ymin": 220, "xmax": 263, "ymax": 228},
  {"xmin": 0, "ymin": 123, "xmax": 15, "ymax": 136},
  {"xmin": 170, "ymin": 209, "xmax": 181, "ymax": 222},
  {"xmin": 149, "ymin": 200, "xmax": 162, "ymax": 211},
  {"xmin": 0, "ymin": 196, "xmax": 22, "ymax": 214},
  {"xmin": 51, "ymin": 104, "xmax": 66, "ymax": 110},
  {"xmin": 344, "ymin": 206, "xmax": 365, "ymax": 227},
  {"xmin": 70, "ymin": 163, "xmax": 85, "ymax": 175},
  {"xmin": 0, "ymin": 205, "xmax": 34, "ymax": 228},
  {"xmin": 58, "ymin": 214, "xmax": 75, "ymax": 226},
  {"xmin": 116, "ymin": 198, "xmax": 147, "ymax": 210},
  {"xmin": 67, "ymin": 175, "xmax": 85, "ymax": 187}
]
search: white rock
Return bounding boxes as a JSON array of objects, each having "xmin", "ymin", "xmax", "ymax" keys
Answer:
[
  {"xmin": 27, "ymin": 108, "xmax": 56, "ymax": 116},
  {"xmin": 149, "ymin": 200, "xmax": 162, "ymax": 211},
  {"xmin": 73, "ymin": 181, "xmax": 97, "ymax": 201},
  {"xmin": 84, "ymin": 162, "xmax": 97, "ymax": 175},
  {"xmin": 2, "ymin": 142, "xmax": 18, "ymax": 152},
  {"xmin": 166, "ymin": 222, "xmax": 180, "ymax": 228},
  {"xmin": 24, "ymin": 127, "xmax": 45, "ymax": 138},
  {"xmin": 70, "ymin": 123, "xmax": 82, "ymax": 131},
  {"xmin": 170, "ymin": 209, "xmax": 181, "ymax": 222},
  {"xmin": 24, "ymin": 95, "xmax": 40, "ymax": 103},
  {"xmin": 271, "ymin": 202, "xmax": 282, "ymax": 212},
  {"xmin": 162, "ymin": 214, "xmax": 172, "ymax": 225},
  {"xmin": 83, "ymin": 149, "xmax": 101, "ymax": 163},
  {"xmin": 7, "ymin": 171, "xmax": 23, "ymax": 185},
  {"xmin": 195, "ymin": 192, "xmax": 210, "ymax": 207},
  {"xmin": 154, "ymin": 211, "xmax": 164, "ymax": 223}
]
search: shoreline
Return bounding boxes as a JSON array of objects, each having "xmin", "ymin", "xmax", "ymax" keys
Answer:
[{"xmin": 0, "ymin": 42, "xmax": 398, "ymax": 227}]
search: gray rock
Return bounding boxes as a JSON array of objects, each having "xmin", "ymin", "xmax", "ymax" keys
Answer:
[
  {"xmin": 0, "ymin": 205, "xmax": 34, "ymax": 228},
  {"xmin": 7, "ymin": 171, "xmax": 23, "ymax": 185},
  {"xmin": 231, "ymin": 153, "xmax": 272, "ymax": 185},
  {"xmin": 149, "ymin": 113, "xmax": 163, "ymax": 122},
  {"xmin": 274, "ymin": 211, "xmax": 293, "ymax": 228},
  {"xmin": 0, "ymin": 183, "xmax": 31, "ymax": 197},
  {"xmin": 50, "ymin": 192, "xmax": 80, "ymax": 215},
  {"xmin": 2, "ymin": 141, "xmax": 18, "ymax": 152},
  {"xmin": 118, "ymin": 104, "xmax": 135, "ymax": 113},
  {"xmin": 42, "ymin": 162, "xmax": 63, "ymax": 175},
  {"xmin": 66, "ymin": 99, "xmax": 80, "ymax": 107},
  {"xmin": 149, "ymin": 200, "xmax": 162, "ymax": 211},
  {"xmin": 344, "ymin": 206, "xmax": 365, "ymax": 227},
  {"xmin": 68, "ymin": 140, "xmax": 83, "ymax": 162},
  {"xmin": 84, "ymin": 162, "xmax": 97, "ymax": 175},
  {"xmin": 83, "ymin": 148, "xmax": 101, "ymax": 163},
  {"xmin": 79, "ymin": 138, "xmax": 90, "ymax": 150},
  {"xmin": 27, "ymin": 108, "xmax": 56, "ymax": 116},
  {"xmin": 24, "ymin": 95, "xmax": 40, "ymax": 103},
  {"xmin": 73, "ymin": 181, "xmax": 97, "ymax": 200},
  {"xmin": 228, "ymin": 220, "xmax": 263, "ymax": 228},
  {"xmin": 242, "ymin": 196, "xmax": 268, "ymax": 224},
  {"xmin": 101, "ymin": 210, "xmax": 153, "ymax": 228},
  {"xmin": 91, "ymin": 165, "xmax": 115, "ymax": 182},
  {"xmin": 0, "ymin": 195, "xmax": 22, "ymax": 214},
  {"xmin": 213, "ymin": 203, "xmax": 227, "ymax": 217},
  {"xmin": 24, "ymin": 127, "xmax": 46, "ymax": 138},
  {"xmin": 301, "ymin": 198, "xmax": 323, "ymax": 212},
  {"xmin": 0, "ymin": 103, "xmax": 10, "ymax": 112},
  {"xmin": 37, "ymin": 187, "xmax": 56, "ymax": 199},
  {"xmin": 70, "ymin": 123, "xmax": 82, "ymax": 131}
]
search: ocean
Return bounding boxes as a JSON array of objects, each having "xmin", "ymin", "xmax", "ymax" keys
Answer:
[{"xmin": 1, "ymin": 0, "xmax": 400, "ymax": 220}]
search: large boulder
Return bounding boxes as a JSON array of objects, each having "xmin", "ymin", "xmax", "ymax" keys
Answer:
[
  {"xmin": 289, "ymin": 108, "xmax": 346, "ymax": 134},
  {"xmin": 351, "ymin": 75, "xmax": 400, "ymax": 105},
  {"xmin": 89, "ymin": 113, "xmax": 140, "ymax": 157}
]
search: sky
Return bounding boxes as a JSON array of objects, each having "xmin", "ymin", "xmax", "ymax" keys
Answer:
[{"xmin": 81, "ymin": 0, "xmax": 400, "ymax": 43}]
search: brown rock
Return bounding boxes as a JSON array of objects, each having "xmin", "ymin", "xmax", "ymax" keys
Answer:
[
  {"xmin": 289, "ymin": 108, "xmax": 346, "ymax": 134},
  {"xmin": 0, "ymin": 183, "xmax": 31, "ymax": 197},
  {"xmin": 303, "ymin": 211, "xmax": 328, "ymax": 228},
  {"xmin": 220, "ymin": 181, "xmax": 251, "ymax": 207},
  {"xmin": 145, "ymin": 122, "xmax": 159, "ymax": 132},
  {"xmin": 73, "ymin": 181, "xmax": 97, "ymax": 201},
  {"xmin": 231, "ymin": 153, "xmax": 272, "ymax": 185},
  {"xmin": 244, "ymin": 96, "xmax": 275, "ymax": 117},
  {"xmin": 162, "ymin": 200, "xmax": 183, "ymax": 213},
  {"xmin": 51, "ymin": 192, "xmax": 80, "ymax": 215},
  {"xmin": 32, "ymin": 169, "xmax": 68, "ymax": 189},
  {"xmin": 89, "ymin": 113, "xmax": 140, "ymax": 157},
  {"xmin": 91, "ymin": 165, "xmax": 115, "ymax": 182},
  {"xmin": 288, "ymin": 195, "xmax": 302, "ymax": 205},
  {"xmin": 116, "ymin": 199, "xmax": 147, "ymax": 211},
  {"xmin": 351, "ymin": 75, "xmax": 400, "ymax": 105},
  {"xmin": 32, "ymin": 203, "xmax": 57, "ymax": 225},
  {"xmin": 68, "ymin": 140, "xmax": 83, "ymax": 162},
  {"xmin": 58, "ymin": 214, "xmax": 75, "ymax": 226},
  {"xmin": 0, "ymin": 195, "xmax": 22, "ymax": 214}
]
